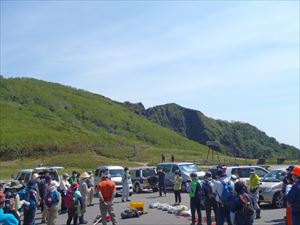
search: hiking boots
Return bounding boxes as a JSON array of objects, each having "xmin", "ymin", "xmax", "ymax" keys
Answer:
[
  {"xmin": 79, "ymin": 216, "xmax": 88, "ymax": 224},
  {"xmin": 256, "ymin": 209, "xmax": 261, "ymax": 219}
]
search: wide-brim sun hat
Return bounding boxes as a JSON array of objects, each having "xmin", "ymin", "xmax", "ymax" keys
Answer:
[
  {"xmin": 6, "ymin": 180, "xmax": 23, "ymax": 189},
  {"xmin": 79, "ymin": 172, "xmax": 90, "ymax": 179}
]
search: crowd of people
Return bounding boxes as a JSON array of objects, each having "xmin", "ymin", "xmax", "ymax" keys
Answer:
[
  {"xmin": 0, "ymin": 169, "xmax": 102, "ymax": 225},
  {"xmin": 0, "ymin": 165, "xmax": 300, "ymax": 225},
  {"xmin": 156, "ymin": 165, "xmax": 300, "ymax": 225}
]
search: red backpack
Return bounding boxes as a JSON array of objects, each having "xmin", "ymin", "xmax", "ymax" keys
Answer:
[{"xmin": 65, "ymin": 189, "xmax": 75, "ymax": 208}]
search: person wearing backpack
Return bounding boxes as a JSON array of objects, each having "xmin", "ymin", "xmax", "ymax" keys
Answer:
[
  {"xmin": 59, "ymin": 173, "xmax": 70, "ymax": 214},
  {"xmin": 44, "ymin": 181, "xmax": 61, "ymax": 225},
  {"xmin": 66, "ymin": 182, "xmax": 84, "ymax": 225},
  {"xmin": 22, "ymin": 180, "xmax": 40, "ymax": 225},
  {"xmin": 286, "ymin": 166, "xmax": 300, "ymax": 225},
  {"xmin": 3, "ymin": 180, "xmax": 25, "ymax": 224},
  {"xmin": 231, "ymin": 181, "xmax": 254, "ymax": 225},
  {"xmin": 249, "ymin": 168, "xmax": 260, "ymax": 219},
  {"xmin": 79, "ymin": 172, "xmax": 91, "ymax": 224},
  {"xmin": 213, "ymin": 168, "xmax": 234, "ymax": 225},
  {"xmin": 189, "ymin": 172, "xmax": 203, "ymax": 225},
  {"xmin": 203, "ymin": 172, "xmax": 217, "ymax": 225},
  {"xmin": 0, "ymin": 191, "xmax": 19, "ymax": 225},
  {"xmin": 39, "ymin": 172, "xmax": 51, "ymax": 223}
]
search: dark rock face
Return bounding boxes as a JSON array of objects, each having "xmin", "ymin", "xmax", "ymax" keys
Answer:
[{"xmin": 124, "ymin": 102, "xmax": 299, "ymax": 159}]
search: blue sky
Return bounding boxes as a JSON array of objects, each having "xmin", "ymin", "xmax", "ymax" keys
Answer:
[{"xmin": 1, "ymin": 1, "xmax": 299, "ymax": 148}]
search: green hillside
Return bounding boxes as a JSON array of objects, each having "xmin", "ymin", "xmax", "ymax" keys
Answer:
[
  {"xmin": 0, "ymin": 77, "xmax": 211, "ymax": 163},
  {"xmin": 128, "ymin": 103, "xmax": 299, "ymax": 159}
]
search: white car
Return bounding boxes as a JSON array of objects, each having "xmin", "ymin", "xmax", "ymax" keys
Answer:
[
  {"xmin": 259, "ymin": 169, "xmax": 286, "ymax": 208},
  {"xmin": 94, "ymin": 166, "xmax": 133, "ymax": 196},
  {"xmin": 223, "ymin": 166, "xmax": 269, "ymax": 186}
]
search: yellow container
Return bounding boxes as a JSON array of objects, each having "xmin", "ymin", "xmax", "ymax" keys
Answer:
[{"xmin": 130, "ymin": 202, "xmax": 144, "ymax": 212}]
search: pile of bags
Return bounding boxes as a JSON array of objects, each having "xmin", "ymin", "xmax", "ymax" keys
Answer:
[
  {"xmin": 149, "ymin": 202, "xmax": 191, "ymax": 217},
  {"xmin": 121, "ymin": 208, "xmax": 143, "ymax": 219}
]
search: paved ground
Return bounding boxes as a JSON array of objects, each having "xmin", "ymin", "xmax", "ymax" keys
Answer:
[{"xmin": 33, "ymin": 191, "xmax": 286, "ymax": 225}]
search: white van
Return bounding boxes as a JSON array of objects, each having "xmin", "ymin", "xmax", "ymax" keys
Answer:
[
  {"xmin": 94, "ymin": 166, "xmax": 133, "ymax": 196},
  {"xmin": 15, "ymin": 166, "xmax": 64, "ymax": 184}
]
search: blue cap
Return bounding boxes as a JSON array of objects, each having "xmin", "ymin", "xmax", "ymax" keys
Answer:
[{"xmin": 286, "ymin": 166, "xmax": 295, "ymax": 171}]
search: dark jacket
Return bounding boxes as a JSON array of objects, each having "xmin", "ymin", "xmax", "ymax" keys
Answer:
[
  {"xmin": 157, "ymin": 171, "xmax": 165, "ymax": 183},
  {"xmin": 231, "ymin": 192, "xmax": 254, "ymax": 225},
  {"xmin": 286, "ymin": 180, "xmax": 300, "ymax": 213}
]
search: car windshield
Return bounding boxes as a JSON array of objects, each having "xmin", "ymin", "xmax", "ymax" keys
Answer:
[
  {"xmin": 262, "ymin": 170, "xmax": 284, "ymax": 182},
  {"xmin": 179, "ymin": 164, "xmax": 201, "ymax": 173},
  {"xmin": 142, "ymin": 169, "xmax": 156, "ymax": 177},
  {"xmin": 109, "ymin": 169, "xmax": 124, "ymax": 177}
]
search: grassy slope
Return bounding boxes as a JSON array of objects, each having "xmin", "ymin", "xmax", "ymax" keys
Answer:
[{"xmin": 1, "ymin": 77, "xmax": 232, "ymax": 178}]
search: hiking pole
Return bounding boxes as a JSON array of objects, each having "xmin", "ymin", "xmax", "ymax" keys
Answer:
[{"xmin": 93, "ymin": 216, "xmax": 102, "ymax": 225}]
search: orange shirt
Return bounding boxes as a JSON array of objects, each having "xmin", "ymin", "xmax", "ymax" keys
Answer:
[{"xmin": 98, "ymin": 179, "xmax": 116, "ymax": 202}]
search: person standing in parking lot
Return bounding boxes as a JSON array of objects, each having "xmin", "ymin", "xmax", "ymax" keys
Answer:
[
  {"xmin": 173, "ymin": 170, "xmax": 182, "ymax": 205},
  {"xmin": 249, "ymin": 168, "xmax": 260, "ymax": 219},
  {"xmin": 189, "ymin": 172, "xmax": 203, "ymax": 225},
  {"xmin": 213, "ymin": 169, "xmax": 233, "ymax": 225},
  {"xmin": 286, "ymin": 166, "xmax": 300, "ymax": 225},
  {"xmin": 157, "ymin": 168, "xmax": 166, "ymax": 197},
  {"xmin": 98, "ymin": 171, "xmax": 117, "ymax": 225},
  {"xmin": 203, "ymin": 172, "xmax": 217, "ymax": 225},
  {"xmin": 121, "ymin": 167, "xmax": 131, "ymax": 202}
]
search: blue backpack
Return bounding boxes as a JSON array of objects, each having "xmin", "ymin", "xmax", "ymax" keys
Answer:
[
  {"xmin": 221, "ymin": 181, "xmax": 234, "ymax": 206},
  {"xmin": 19, "ymin": 188, "xmax": 37, "ymax": 209}
]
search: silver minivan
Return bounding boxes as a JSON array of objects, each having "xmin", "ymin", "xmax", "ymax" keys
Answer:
[{"xmin": 156, "ymin": 162, "xmax": 205, "ymax": 192}]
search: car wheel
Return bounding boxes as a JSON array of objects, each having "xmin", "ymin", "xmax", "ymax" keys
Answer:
[
  {"xmin": 272, "ymin": 192, "xmax": 284, "ymax": 208},
  {"xmin": 135, "ymin": 183, "xmax": 142, "ymax": 193},
  {"xmin": 152, "ymin": 187, "xmax": 158, "ymax": 192}
]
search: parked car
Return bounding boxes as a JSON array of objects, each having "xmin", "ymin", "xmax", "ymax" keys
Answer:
[
  {"xmin": 14, "ymin": 166, "xmax": 64, "ymax": 184},
  {"xmin": 156, "ymin": 162, "xmax": 205, "ymax": 192},
  {"xmin": 223, "ymin": 166, "xmax": 269, "ymax": 186},
  {"xmin": 129, "ymin": 167, "xmax": 158, "ymax": 193},
  {"xmin": 94, "ymin": 166, "xmax": 133, "ymax": 196},
  {"xmin": 259, "ymin": 169, "xmax": 286, "ymax": 208}
]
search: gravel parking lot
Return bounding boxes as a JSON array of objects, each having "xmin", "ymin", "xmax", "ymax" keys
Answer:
[{"xmin": 30, "ymin": 190, "xmax": 286, "ymax": 225}]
